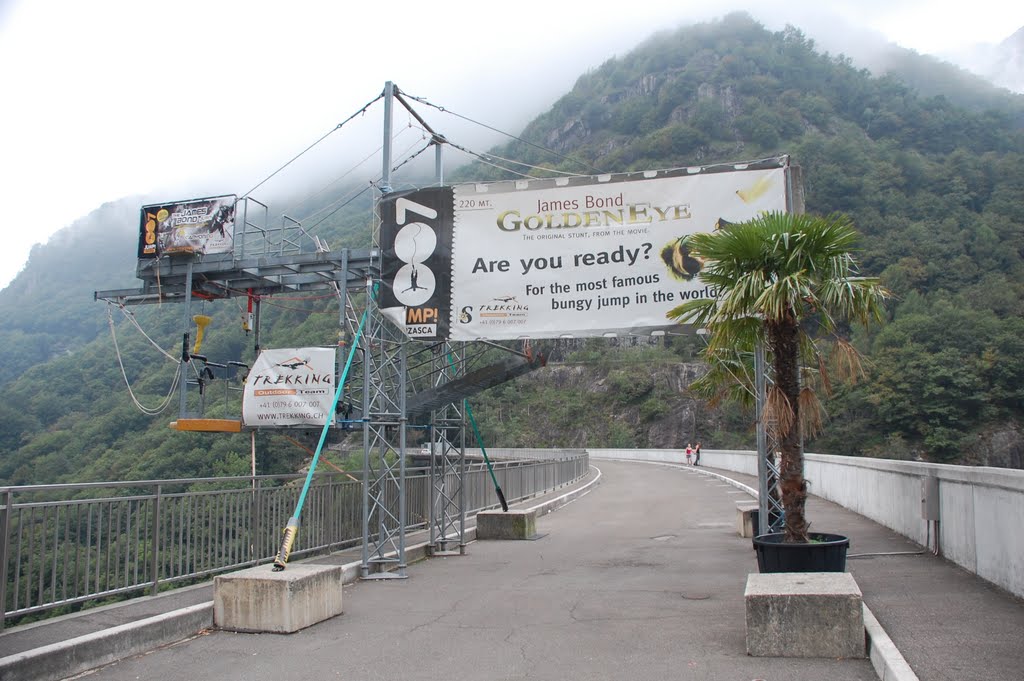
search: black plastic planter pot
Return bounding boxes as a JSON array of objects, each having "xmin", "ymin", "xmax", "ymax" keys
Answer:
[{"xmin": 752, "ymin": 532, "xmax": 850, "ymax": 573}]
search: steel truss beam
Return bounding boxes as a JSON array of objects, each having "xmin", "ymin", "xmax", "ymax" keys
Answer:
[
  {"xmin": 358, "ymin": 175, "xmax": 410, "ymax": 578},
  {"xmin": 95, "ymin": 250, "xmax": 377, "ymax": 305},
  {"xmin": 357, "ymin": 299, "xmax": 409, "ymax": 579},
  {"xmin": 425, "ymin": 343, "xmax": 467, "ymax": 556},
  {"xmin": 755, "ymin": 343, "xmax": 785, "ymax": 534}
]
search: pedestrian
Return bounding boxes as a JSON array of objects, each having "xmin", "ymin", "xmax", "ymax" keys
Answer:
[
  {"xmin": 694, "ymin": 442, "xmax": 702, "ymax": 466},
  {"xmin": 685, "ymin": 443, "xmax": 693, "ymax": 465}
]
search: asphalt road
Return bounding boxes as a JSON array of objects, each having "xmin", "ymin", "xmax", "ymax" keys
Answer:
[{"xmin": 80, "ymin": 460, "xmax": 876, "ymax": 681}]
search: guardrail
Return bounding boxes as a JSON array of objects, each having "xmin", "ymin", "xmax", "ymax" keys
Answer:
[{"xmin": 0, "ymin": 452, "xmax": 588, "ymax": 627}]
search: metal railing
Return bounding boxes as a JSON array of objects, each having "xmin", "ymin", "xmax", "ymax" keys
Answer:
[{"xmin": 0, "ymin": 453, "xmax": 588, "ymax": 627}]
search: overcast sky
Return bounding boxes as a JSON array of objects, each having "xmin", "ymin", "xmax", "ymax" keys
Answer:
[{"xmin": 1, "ymin": 0, "xmax": 1022, "ymax": 289}]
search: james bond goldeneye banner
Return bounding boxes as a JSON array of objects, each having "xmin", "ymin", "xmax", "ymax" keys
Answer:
[{"xmin": 380, "ymin": 157, "xmax": 791, "ymax": 341}]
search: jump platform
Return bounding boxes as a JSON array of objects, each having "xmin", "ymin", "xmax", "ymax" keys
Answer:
[{"xmin": 170, "ymin": 418, "xmax": 243, "ymax": 433}]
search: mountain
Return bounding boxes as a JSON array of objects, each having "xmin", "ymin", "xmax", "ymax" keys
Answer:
[
  {"xmin": 0, "ymin": 200, "xmax": 138, "ymax": 385},
  {"xmin": 988, "ymin": 27, "xmax": 1024, "ymax": 93},
  {"xmin": 2, "ymin": 12, "xmax": 1024, "ymax": 486},
  {"xmin": 942, "ymin": 25, "xmax": 1024, "ymax": 94},
  {"xmin": 438, "ymin": 12, "xmax": 1024, "ymax": 468}
]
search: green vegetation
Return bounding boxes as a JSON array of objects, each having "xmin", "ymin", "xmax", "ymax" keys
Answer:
[
  {"xmin": 666, "ymin": 212, "xmax": 889, "ymax": 541},
  {"xmin": 474, "ymin": 13, "xmax": 1024, "ymax": 465}
]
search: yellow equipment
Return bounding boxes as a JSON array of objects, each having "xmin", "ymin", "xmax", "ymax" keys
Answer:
[{"xmin": 192, "ymin": 314, "xmax": 212, "ymax": 354}]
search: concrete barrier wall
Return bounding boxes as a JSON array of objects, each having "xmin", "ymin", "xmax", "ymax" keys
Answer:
[
  {"xmin": 587, "ymin": 448, "xmax": 759, "ymax": 474},
  {"xmin": 578, "ymin": 448, "xmax": 690, "ymax": 465},
  {"xmin": 466, "ymin": 448, "xmax": 585, "ymax": 460},
  {"xmin": 586, "ymin": 448, "xmax": 1024, "ymax": 599}
]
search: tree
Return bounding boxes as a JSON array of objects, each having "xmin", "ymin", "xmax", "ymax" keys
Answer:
[{"xmin": 666, "ymin": 212, "xmax": 889, "ymax": 541}]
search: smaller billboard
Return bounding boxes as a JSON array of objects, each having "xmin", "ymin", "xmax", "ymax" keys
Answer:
[
  {"xmin": 379, "ymin": 187, "xmax": 455, "ymax": 340},
  {"xmin": 241, "ymin": 347, "xmax": 337, "ymax": 428},
  {"xmin": 138, "ymin": 195, "xmax": 236, "ymax": 258}
]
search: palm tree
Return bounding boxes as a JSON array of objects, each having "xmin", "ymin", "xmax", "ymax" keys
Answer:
[{"xmin": 667, "ymin": 212, "xmax": 889, "ymax": 542}]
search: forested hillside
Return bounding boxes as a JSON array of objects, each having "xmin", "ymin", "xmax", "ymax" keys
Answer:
[
  {"xmin": 2, "ymin": 12, "xmax": 1023, "ymax": 486},
  {"xmin": 468, "ymin": 13, "xmax": 1024, "ymax": 467}
]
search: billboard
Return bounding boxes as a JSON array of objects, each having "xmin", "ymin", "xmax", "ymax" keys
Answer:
[
  {"xmin": 379, "ymin": 187, "xmax": 454, "ymax": 339},
  {"xmin": 380, "ymin": 158, "xmax": 790, "ymax": 340},
  {"xmin": 138, "ymin": 194, "xmax": 237, "ymax": 258},
  {"xmin": 241, "ymin": 347, "xmax": 337, "ymax": 428}
]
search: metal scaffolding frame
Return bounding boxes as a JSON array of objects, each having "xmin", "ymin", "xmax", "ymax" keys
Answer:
[
  {"xmin": 98, "ymin": 243, "xmax": 534, "ymax": 580},
  {"xmin": 754, "ymin": 343, "xmax": 785, "ymax": 534},
  {"xmin": 95, "ymin": 232, "xmax": 377, "ymax": 419},
  {"xmin": 95, "ymin": 80, "xmax": 533, "ymax": 581},
  {"xmin": 356, "ymin": 294, "xmax": 410, "ymax": 578},
  {"xmin": 754, "ymin": 163, "xmax": 806, "ymax": 535},
  {"xmin": 425, "ymin": 343, "xmax": 468, "ymax": 556},
  {"xmin": 361, "ymin": 80, "xmax": 474, "ymax": 570}
]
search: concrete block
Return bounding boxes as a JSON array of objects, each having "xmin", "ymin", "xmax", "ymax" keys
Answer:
[
  {"xmin": 745, "ymin": 572, "xmax": 864, "ymax": 658},
  {"xmin": 736, "ymin": 502, "xmax": 759, "ymax": 537},
  {"xmin": 214, "ymin": 563, "xmax": 343, "ymax": 633},
  {"xmin": 476, "ymin": 509, "xmax": 537, "ymax": 540}
]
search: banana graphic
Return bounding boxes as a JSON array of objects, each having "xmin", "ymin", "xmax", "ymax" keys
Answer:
[{"xmin": 736, "ymin": 175, "xmax": 774, "ymax": 203}]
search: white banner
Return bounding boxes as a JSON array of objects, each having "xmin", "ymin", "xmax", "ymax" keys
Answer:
[
  {"xmin": 447, "ymin": 163, "xmax": 788, "ymax": 339},
  {"xmin": 241, "ymin": 347, "xmax": 336, "ymax": 427}
]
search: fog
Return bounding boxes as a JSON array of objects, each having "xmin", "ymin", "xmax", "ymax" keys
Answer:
[{"xmin": 1, "ymin": 0, "xmax": 1021, "ymax": 289}]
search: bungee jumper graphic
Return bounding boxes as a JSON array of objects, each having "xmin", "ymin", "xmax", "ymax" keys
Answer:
[{"xmin": 402, "ymin": 264, "xmax": 427, "ymax": 293}]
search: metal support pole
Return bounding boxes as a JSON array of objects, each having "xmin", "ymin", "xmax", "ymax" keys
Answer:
[
  {"xmin": 252, "ymin": 295, "xmax": 262, "ymax": 356},
  {"xmin": 334, "ymin": 251, "xmax": 349, "ymax": 453},
  {"xmin": 250, "ymin": 474, "xmax": 259, "ymax": 564},
  {"xmin": 428, "ymin": 422, "xmax": 437, "ymax": 553},
  {"xmin": 338, "ymin": 250, "xmax": 349, "ymax": 375},
  {"xmin": 435, "ymin": 139, "xmax": 444, "ymax": 186},
  {"xmin": 150, "ymin": 484, "xmax": 162, "ymax": 596},
  {"xmin": 0, "ymin": 489, "xmax": 11, "ymax": 630},
  {"xmin": 360, "ymin": 292, "xmax": 372, "ymax": 578},
  {"xmin": 397, "ymin": 343, "xmax": 408, "ymax": 574},
  {"xmin": 458, "ymin": 377, "xmax": 467, "ymax": 555},
  {"xmin": 238, "ymin": 198, "xmax": 248, "ymax": 259},
  {"xmin": 755, "ymin": 342, "xmax": 769, "ymax": 536},
  {"xmin": 381, "ymin": 81, "xmax": 394, "ymax": 194},
  {"xmin": 178, "ymin": 261, "xmax": 193, "ymax": 417}
]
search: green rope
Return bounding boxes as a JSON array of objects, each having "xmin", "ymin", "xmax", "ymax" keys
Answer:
[
  {"xmin": 273, "ymin": 299, "xmax": 371, "ymax": 569},
  {"xmin": 294, "ymin": 308, "xmax": 368, "ymax": 514},
  {"xmin": 447, "ymin": 351, "xmax": 508, "ymax": 511}
]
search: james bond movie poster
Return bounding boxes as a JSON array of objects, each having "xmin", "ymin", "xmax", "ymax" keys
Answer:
[
  {"xmin": 380, "ymin": 158, "xmax": 792, "ymax": 341},
  {"xmin": 138, "ymin": 194, "xmax": 237, "ymax": 258}
]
